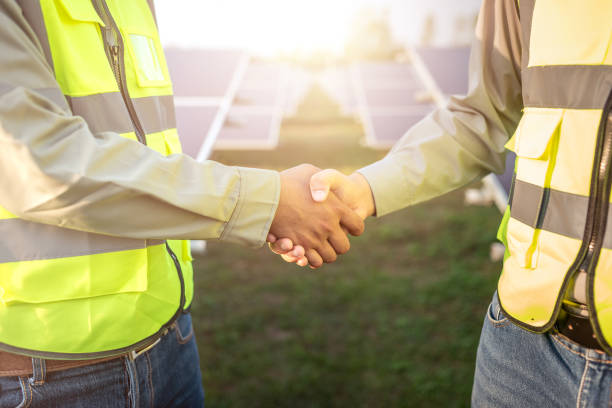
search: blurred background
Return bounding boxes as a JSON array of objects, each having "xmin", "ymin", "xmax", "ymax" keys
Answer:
[{"xmin": 155, "ymin": 1, "xmax": 509, "ymax": 406}]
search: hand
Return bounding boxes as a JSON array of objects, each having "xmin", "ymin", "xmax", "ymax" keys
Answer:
[
  {"xmin": 268, "ymin": 169, "xmax": 375, "ymax": 267},
  {"xmin": 269, "ymin": 164, "xmax": 365, "ymax": 267},
  {"xmin": 310, "ymin": 170, "xmax": 375, "ymax": 219}
]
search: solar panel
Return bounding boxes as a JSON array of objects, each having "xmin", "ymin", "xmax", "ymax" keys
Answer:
[
  {"xmin": 165, "ymin": 48, "xmax": 249, "ymax": 160},
  {"xmin": 215, "ymin": 108, "xmax": 278, "ymax": 149},
  {"xmin": 166, "ymin": 49, "xmax": 245, "ymax": 98},
  {"xmin": 316, "ymin": 67, "xmax": 359, "ymax": 115},
  {"xmin": 351, "ymin": 61, "xmax": 436, "ymax": 148},
  {"xmin": 175, "ymin": 106, "xmax": 219, "ymax": 158},
  {"xmin": 359, "ymin": 63, "xmax": 421, "ymax": 90},
  {"xmin": 213, "ymin": 62, "xmax": 289, "ymax": 150},
  {"xmin": 416, "ymin": 47, "xmax": 471, "ymax": 96},
  {"xmin": 284, "ymin": 67, "xmax": 313, "ymax": 116},
  {"xmin": 369, "ymin": 113, "xmax": 429, "ymax": 145}
]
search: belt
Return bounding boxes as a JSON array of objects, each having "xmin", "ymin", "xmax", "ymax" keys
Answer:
[
  {"xmin": 556, "ymin": 308, "xmax": 604, "ymax": 352},
  {"xmin": 0, "ymin": 335, "xmax": 164, "ymax": 377}
]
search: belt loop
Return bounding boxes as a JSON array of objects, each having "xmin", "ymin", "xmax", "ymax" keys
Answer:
[{"xmin": 30, "ymin": 358, "xmax": 46, "ymax": 385}]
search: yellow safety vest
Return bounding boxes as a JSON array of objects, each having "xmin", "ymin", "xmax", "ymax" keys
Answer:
[
  {"xmin": 0, "ymin": 0, "xmax": 194, "ymax": 359},
  {"xmin": 498, "ymin": 0, "xmax": 612, "ymax": 351}
]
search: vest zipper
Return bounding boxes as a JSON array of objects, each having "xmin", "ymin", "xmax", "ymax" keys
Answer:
[
  {"xmin": 574, "ymin": 89, "xmax": 612, "ymax": 281},
  {"xmin": 570, "ymin": 88, "xmax": 612, "ymax": 349},
  {"xmin": 92, "ymin": 0, "xmax": 186, "ymax": 302},
  {"xmin": 91, "ymin": 0, "xmax": 146, "ymax": 145},
  {"xmin": 166, "ymin": 241, "xmax": 187, "ymax": 312}
]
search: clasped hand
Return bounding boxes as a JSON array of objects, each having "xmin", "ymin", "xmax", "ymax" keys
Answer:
[{"xmin": 268, "ymin": 164, "xmax": 375, "ymax": 268}]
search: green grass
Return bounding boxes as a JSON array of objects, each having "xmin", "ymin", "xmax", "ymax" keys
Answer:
[{"xmin": 193, "ymin": 88, "xmax": 502, "ymax": 407}]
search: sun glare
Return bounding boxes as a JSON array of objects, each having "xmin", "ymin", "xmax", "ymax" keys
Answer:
[
  {"xmin": 157, "ymin": 0, "xmax": 369, "ymax": 56},
  {"xmin": 156, "ymin": 0, "xmax": 483, "ymax": 55}
]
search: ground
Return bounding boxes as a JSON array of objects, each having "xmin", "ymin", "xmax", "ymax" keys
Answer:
[{"xmin": 191, "ymin": 87, "xmax": 502, "ymax": 407}]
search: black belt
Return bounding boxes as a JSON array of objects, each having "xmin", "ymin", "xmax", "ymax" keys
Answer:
[{"xmin": 556, "ymin": 312, "xmax": 604, "ymax": 352}]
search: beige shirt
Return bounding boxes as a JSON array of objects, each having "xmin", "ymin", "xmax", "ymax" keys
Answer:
[
  {"xmin": 359, "ymin": 0, "xmax": 523, "ymax": 216},
  {"xmin": 0, "ymin": 1, "xmax": 280, "ymax": 247}
]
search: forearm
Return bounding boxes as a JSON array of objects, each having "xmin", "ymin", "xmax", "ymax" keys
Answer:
[{"xmin": 0, "ymin": 88, "xmax": 280, "ymax": 245}]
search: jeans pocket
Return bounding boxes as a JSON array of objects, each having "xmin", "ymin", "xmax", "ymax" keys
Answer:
[
  {"xmin": 0, "ymin": 376, "xmax": 29, "ymax": 408},
  {"xmin": 175, "ymin": 313, "xmax": 194, "ymax": 345},
  {"xmin": 486, "ymin": 292, "xmax": 509, "ymax": 327}
]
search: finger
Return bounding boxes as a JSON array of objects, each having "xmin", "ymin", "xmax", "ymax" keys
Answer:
[
  {"xmin": 310, "ymin": 169, "xmax": 346, "ymax": 202},
  {"xmin": 283, "ymin": 253, "xmax": 308, "ymax": 266},
  {"xmin": 279, "ymin": 245, "xmax": 306, "ymax": 263},
  {"xmin": 281, "ymin": 253, "xmax": 301, "ymax": 263},
  {"xmin": 291, "ymin": 245, "xmax": 305, "ymax": 258},
  {"xmin": 305, "ymin": 249, "xmax": 324, "ymax": 268},
  {"xmin": 267, "ymin": 233, "xmax": 277, "ymax": 243},
  {"xmin": 316, "ymin": 241, "xmax": 338, "ymax": 264},
  {"xmin": 279, "ymin": 246, "xmax": 304, "ymax": 262},
  {"xmin": 268, "ymin": 241, "xmax": 285, "ymax": 255},
  {"xmin": 338, "ymin": 205, "xmax": 365, "ymax": 237},
  {"xmin": 328, "ymin": 230, "xmax": 350, "ymax": 255},
  {"xmin": 268, "ymin": 238, "xmax": 294, "ymax": 255}
]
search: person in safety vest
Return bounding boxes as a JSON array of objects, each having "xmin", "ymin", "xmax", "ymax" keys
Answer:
[
  {"xmin": 270, "ymin": 0, "xmax": 612, "ymax": 405},
  {"xmin": 0, "ymin": 1, "xmax": 365, "ymax": 406}
]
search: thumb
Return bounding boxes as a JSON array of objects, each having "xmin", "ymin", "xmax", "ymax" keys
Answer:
[{"xmin": 310, "ymin": 169, "xmax": 345, "ymax": 202}]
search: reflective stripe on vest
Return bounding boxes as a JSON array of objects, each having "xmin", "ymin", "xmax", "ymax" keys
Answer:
[
  {"xmin": 497, "ymin": 0, "xmax": 612, "ymax": 351},
  {"xmin": 0, "ymin": 0, "xmax": 193, "ymax": 358}
]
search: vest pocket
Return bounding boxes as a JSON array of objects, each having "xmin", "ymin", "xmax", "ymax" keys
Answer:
[
  {"xmin": 41, "ymin": 0, "xmax": 118, "ymax": 96},
  {"xmin": 505, "ymin": 109, "xmax": 564, "ymax": 269},
  {"xmin": 124, "ymin": 31, "xmax": 171, "ymax": 89},
  {"xmin": 57, "ymin": 0, "xmax": 104, "ymax": 24}
]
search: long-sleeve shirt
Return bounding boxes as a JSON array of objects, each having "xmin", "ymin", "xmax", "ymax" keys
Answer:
[
  {"xmin": 359, "ymin": 0, "xmax": 524, "ymax": 216},
  {"xmin": 0, "ymin": 0, "xmax": 280, "ymax": 247}
]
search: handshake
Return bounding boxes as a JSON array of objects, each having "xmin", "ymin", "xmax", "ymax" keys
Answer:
[{"xmin": 267, "ymin": 164, "xmax": 375, "ymax": 268}]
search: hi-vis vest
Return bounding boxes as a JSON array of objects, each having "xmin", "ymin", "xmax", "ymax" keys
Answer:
[
  {"xmin": 0, "ymin": 0, "xmax": 194, "ymax": 358},
  {"xmin": 498, "ymin": 0, "xmax": 612, "ymax": 351}
]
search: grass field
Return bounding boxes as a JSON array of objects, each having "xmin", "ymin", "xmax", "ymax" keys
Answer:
[{"xmin": 192, "ymin": 88, "xmax": 503, "ymax": 407}]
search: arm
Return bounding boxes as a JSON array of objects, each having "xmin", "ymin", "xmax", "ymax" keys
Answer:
[{"xmin": 0, "ymin": 2, "xmax": 363, "ymax": 253}]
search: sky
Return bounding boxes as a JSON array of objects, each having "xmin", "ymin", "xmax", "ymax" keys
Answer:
[{"xmin": 155, "ymin": 0, "xmax": 483, "ymax": 56}]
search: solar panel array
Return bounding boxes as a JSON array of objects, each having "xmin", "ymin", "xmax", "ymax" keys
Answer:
[{"xmin": 166, "ymin": 47, "xmax": 512, "ymax": 201}]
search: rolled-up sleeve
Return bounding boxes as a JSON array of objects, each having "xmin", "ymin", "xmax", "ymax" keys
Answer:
[
  {"xmin": 358, "ymin": 0, "xmax": 523, "ymax": 216},
  {"xmin": 0, "ymin": 1, "xmax": 279, "ymax": 247}
]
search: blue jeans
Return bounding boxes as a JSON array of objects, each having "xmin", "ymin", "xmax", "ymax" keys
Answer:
[
  {"xmin": 472, "ymin": 292, "xmax": 612, "ymax": 407},
  {"xmin": 0, "ymin": 313, "xmax": 204, "ymax": 407}
]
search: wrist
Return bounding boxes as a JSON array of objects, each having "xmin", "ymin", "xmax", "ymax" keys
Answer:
[{"xmin": 349, "ymin": 172, "xmax": 375, "ymax": 218}]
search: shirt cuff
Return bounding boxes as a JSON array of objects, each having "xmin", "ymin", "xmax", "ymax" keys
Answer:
[
  {"xmin": 357, "ymin": 157, "xmax": 411, "ymax": 217},
  {"xmin": 220, "ymin": 167, "xmax": 280, "ymax": 247}
]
